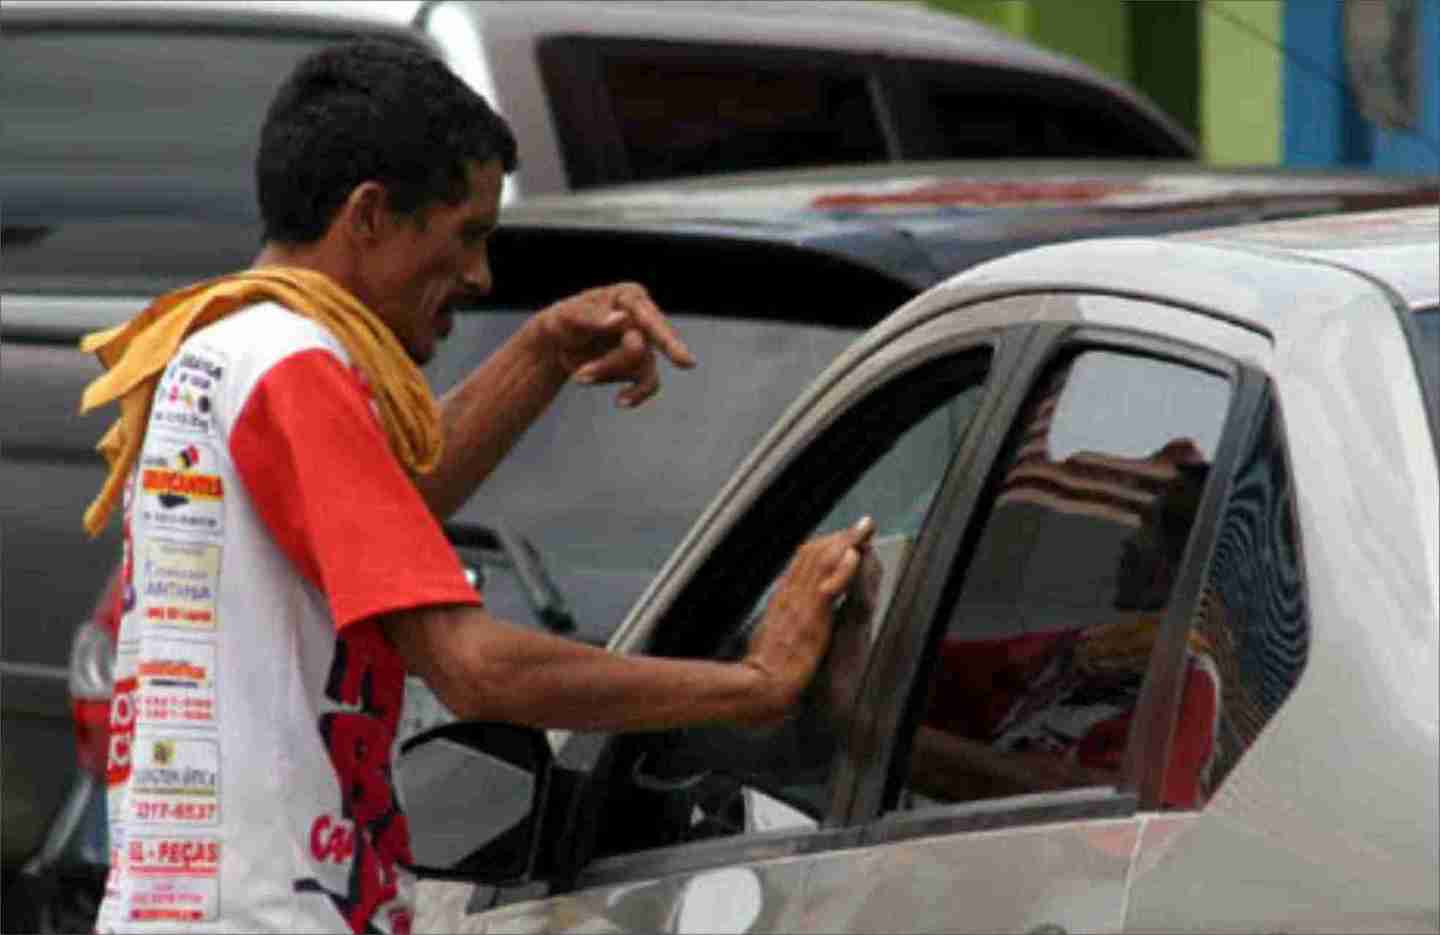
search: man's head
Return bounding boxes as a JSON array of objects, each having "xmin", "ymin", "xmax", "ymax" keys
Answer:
[
  {"xmin": 1114, "ymin": 455, "xmax": 1209, "ymax": 612},
  {"xmin": 256, "ymin": 39, "xmax": 517, "ymax": 363}
]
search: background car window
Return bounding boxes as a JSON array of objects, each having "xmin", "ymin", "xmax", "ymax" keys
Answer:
[
  {"xmin": 901, "ymin": 350, "xmax": 1231, "ymax": 811},
  {"xmin": 600, "ymin": 54, "xmax": 888, "ymax": 183},
  {"xmin": 1, "ymin": 30, "xmax": 331, "ymax": 189},
  {"xmin": 426, "ymin": 310, "xmax": 860, "ymax": 643},
  {"xmin": 583, "ymin": 350, "xmax": 991, "ymax": 864},
  {"xmin": 538, "ymin": 38, "xmax": 890, "ymax": 189},
  {"xmin": 912, "ymin": 75, "xmax": 1180, "ymax": 158}
]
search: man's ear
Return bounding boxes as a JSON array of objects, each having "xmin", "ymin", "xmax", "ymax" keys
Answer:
[{"xmin": 339, "ymin": 181, "xmax": 392, "ymax": 245}]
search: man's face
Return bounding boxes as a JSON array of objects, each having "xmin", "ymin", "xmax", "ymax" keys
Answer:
[{"xmin": 364, "ymin": 158, "xmax": 504, "ymax": 365}]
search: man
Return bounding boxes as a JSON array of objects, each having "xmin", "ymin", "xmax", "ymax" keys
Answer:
[{"xmin": 82, "ymin": 39, "xmax": 871, "ymax": 933}]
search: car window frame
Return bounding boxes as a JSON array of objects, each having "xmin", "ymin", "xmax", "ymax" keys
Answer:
[
  {"xmin": 553, "ymin": 326, "xmax": 1031, "ymax": 894},
  {"xmin": 838, "ymin": 315, "xmax": 1272, "ymax": 843}
]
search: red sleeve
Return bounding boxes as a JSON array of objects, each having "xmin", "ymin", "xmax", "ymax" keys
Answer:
[
  {"xmin": 925, "ymin": 632, "xmax": 1064, "ymax": 738},
  {"xmin": 230, "ymin": 349, "xmax": 480, "ymax": 629}
]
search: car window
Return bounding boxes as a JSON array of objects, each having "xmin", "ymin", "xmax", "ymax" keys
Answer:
[
  {"xmin": 1, "ymin": 29, "xmax": 336, "ymax": 186},
  {"xmin": 899, "ymin": 350, "xmax": 1233, "ymax": 811},
  {"xmin": 426, "ymin": 309, "xmax": 861, "ymax": 644},
  {"xmin": 578, "ymin": 348, "xmax": 991, "ymax": 868},
  {"xmin": 599, "ymin": 53, "xmax": 887, "ymax": 184},
  {"xmin": 899, "ymin": 64, "xmax": 1187, "ymax": 159},
  {"xmin": 538, "ymin": 38, "xmax": 889, "ymax": 189}
]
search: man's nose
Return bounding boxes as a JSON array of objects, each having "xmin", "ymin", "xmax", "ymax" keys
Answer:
[{"xmin": 461, "ymin": 253, "xmax": 493, "ymax": 297}]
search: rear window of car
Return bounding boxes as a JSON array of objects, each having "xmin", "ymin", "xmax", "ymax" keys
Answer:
[
  {"xmin": 539, "ymin": 37, "xmax": 1190, "ymax": 189},
  {"xmin": 1, "ymin": 28, "xmax": 344, "ymax": 186},
  {"xmin": 427, "ymin": 309, "xmax": 860, "ymax": 643},
  {"xmin": 900, "ymin": 62, "xmax": 1189, "ymax": 158},
  {"xmin": 600, "ymin": 53, "xmax": 888, "ymax": 183},
  {"xmin": 539, "ymin": 37, "xmax": 890, "ymax": 189}
]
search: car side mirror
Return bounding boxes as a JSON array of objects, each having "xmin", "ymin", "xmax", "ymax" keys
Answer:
[{"xmin": 396, "ymin": 721, "xmax": 553, "ymax": 886}]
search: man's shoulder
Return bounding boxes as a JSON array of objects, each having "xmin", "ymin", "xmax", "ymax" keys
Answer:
[
  {"xmin": 175, "ymin": 301, "xmax": 353, "ymax": 411},
  {"xmin": 193, "ymin": 301, "xmax": 348, "ymax": 360}
]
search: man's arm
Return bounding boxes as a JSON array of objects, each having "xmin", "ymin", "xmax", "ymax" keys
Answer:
[
  {"xmin": 381, "ymin": 519, "xmax": 873, "ymax": 731},
  {"xmin": 415, "ymin": 283, "xmax": 694, "ymax": 518}
]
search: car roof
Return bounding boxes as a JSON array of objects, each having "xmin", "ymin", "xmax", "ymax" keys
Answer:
[
  {"xmin": 894, "ymin": 205, "xmax": 1438, "ymax": 345},
  {"xmin": 6, "ymin": 163, "xmax": 1435, "ymax": 324},
  {"xmin": 1174, "ymin": 206, "xmax": 1440, "ymax": 312},
  {"xmin": 0, "ymin": 1, "xmax": 425, "ymax": 32},
  {"xmin": 4, "ymin": 0, "xmax": 1191, "ymax": 152},
  {"xmin": 499, "ymin": 161, "xmax": 1438, "ymax": 284}
]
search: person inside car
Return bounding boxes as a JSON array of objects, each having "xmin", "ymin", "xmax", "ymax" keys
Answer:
[
  {"xmin": 78, "ymin": 38, "xmax": 872, "ymax": 934},
  {"xmin": 904, "ymin": 439, "xmax": 1220, "ymax": 808}
]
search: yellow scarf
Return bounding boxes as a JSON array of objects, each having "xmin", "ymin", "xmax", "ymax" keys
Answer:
[{"xmin": 79, "ymin": 267, "xmax": 441, "ymax": 537}]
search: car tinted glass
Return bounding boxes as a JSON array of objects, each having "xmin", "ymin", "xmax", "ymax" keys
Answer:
[
  {"xmin": 602, "ymin": 54, "xmax": 889, "ymax": 183},
  {"xmin": 893, "ymin": 62, "xmax": 1186, "ymax": 159},
  {"xmin": 903, "ymin": 350, "xmax": 1230, "ymax": 810},
  {"xmin": 1, "ymin": 30, "xmax": 331, "ymax": 183},
  {"xmin": 427, "ymin": 310, "xmax": 860, "ymax": 644}
]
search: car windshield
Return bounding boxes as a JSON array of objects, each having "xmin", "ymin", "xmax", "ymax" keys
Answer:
[{"xmin": 426, "ymin": 309, "xmax": 860, "ymax": 642}]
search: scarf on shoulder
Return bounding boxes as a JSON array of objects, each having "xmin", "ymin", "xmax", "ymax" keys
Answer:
[{"xmin": 78, "ymin": 267, "xmax": 442, "ymax": 537}]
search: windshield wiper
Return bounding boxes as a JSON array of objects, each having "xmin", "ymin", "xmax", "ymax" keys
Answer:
[{"xmin": 444, "ymin": 521, "xmax": 576, "ymax": 635}]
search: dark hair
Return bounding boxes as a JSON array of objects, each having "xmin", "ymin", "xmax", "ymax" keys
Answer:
[{"xmin": 256, "ymin": 38, "xmax": 518, "ymax": 244}]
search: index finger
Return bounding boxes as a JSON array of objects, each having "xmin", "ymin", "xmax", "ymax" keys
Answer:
[{"xmin": 614, "ymin": 287, "xmax": 696, "ymax": 369}]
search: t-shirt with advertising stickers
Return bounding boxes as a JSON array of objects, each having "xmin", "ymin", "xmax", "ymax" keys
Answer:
[{"xmin": 94, "ymin": 302, "xmax": 481, "ymax": 934}]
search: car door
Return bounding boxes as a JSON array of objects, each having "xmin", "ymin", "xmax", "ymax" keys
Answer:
[
  {"xmin": 806, "ymin": 318, "xmax": 1271, "ymax": 935},
  {"xmin": 439, "ymin": 291, "xmax": 1274, "ymax": 934}
]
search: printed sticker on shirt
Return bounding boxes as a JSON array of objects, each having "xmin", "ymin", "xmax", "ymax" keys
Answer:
[
  {"xmin": 141, "ymin": 539, "xmax": 221, "ymax": 631},
  {"xmin": 129, "ymin": 735, "xmax": 220, "ymax": 826},
  {"xmin": 137, "ymin": 638, "xmax": 216, "ymax": 726},
  {"xmin": 151, "ymin": 350, "xmax": 225, "ymax": 437},
  {"xmin": 138, "ymin": 443, "xmax": 225, "ymax": 539},
  {"xmin": 125, "ymin": 835, "xmax": 220, "ymax": 923},
  {"xmin": 107, "ymin": 675, "xmax": 139, "ymax": 788}
]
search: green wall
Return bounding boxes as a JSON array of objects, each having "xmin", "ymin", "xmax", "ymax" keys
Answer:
[
  {"xmin": 1198, "ymin": 0, "xmax": 1282, "ymax": 164},
  {"xmin": 922, "ymin": 0, "xmax": 1283, "ymax": 165}
]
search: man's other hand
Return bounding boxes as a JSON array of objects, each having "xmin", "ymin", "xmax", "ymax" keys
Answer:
[{"xmin": 534, "ymin": 282, "xmax": 696, "ymax": 408}]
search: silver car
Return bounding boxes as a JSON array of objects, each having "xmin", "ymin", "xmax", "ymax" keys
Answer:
[{"xmin": 405, "ymin": 205, "xmax": 1439, "ymax": 934}]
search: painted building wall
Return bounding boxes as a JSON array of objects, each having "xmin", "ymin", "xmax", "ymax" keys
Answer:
[{"xmin": 1284, "ymin": 0, "xmax": 1439, "ymax": 173}]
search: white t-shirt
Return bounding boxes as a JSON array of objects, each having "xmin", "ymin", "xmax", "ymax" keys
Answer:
[{"xmin": 95, "ymin": 303, "xmax": 480, "ymax": 934}]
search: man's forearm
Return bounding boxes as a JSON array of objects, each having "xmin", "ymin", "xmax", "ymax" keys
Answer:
[
  {"xmin": 416, "ymin": 319, "xmax": 567, "ymax": 518},
  {"xmin": 385, "ymin": 605, "xmax": 783, "ymax": 732}
]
